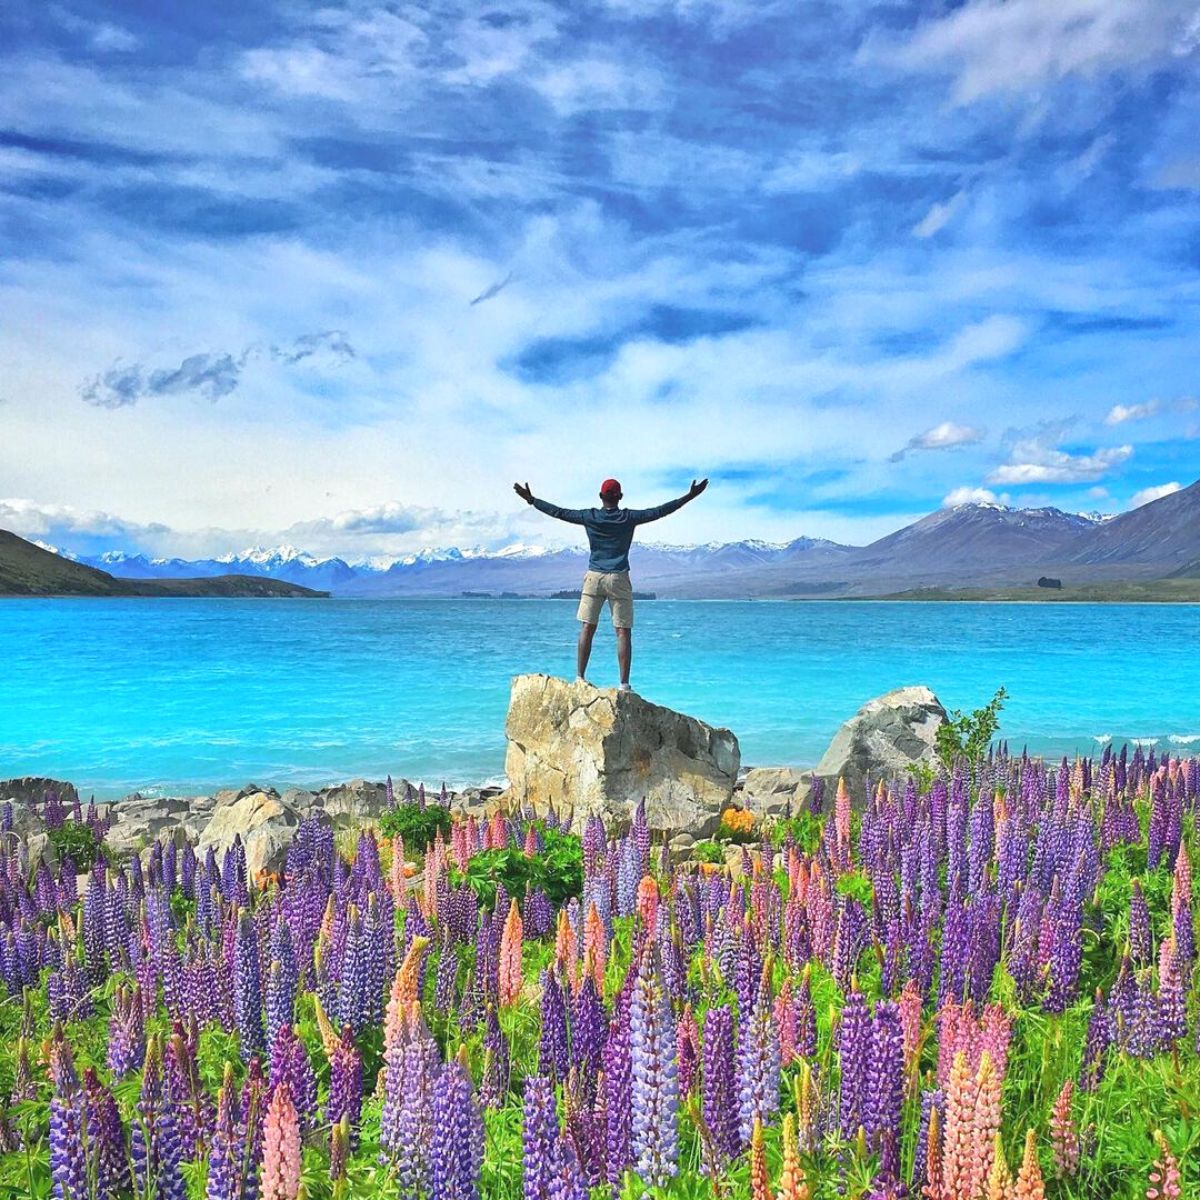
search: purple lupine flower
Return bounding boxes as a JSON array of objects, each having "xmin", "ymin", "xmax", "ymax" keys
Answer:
[
  {"xmin": 84, "ymin": 1067, "xmax": 131, "ymax": 1199},
  {"xmin": 838, "ymin": 986, "xmax": 870, "ymax": 1141},
  {"xmin": 327, "ymin": 1026, "xmax": 364, "ymax": 1146},
  {"xmin": 629, "ymin": 945, "xmax": 679, "ymax": 1188},
  {"xmin": 206, "ymin": 1063, "xmax": 243, "ymax": 1200},
  {"xmin": 431, "ymin": 1056, "xmax": 484, "ymax": 1200},
  {"xmin": 523, "ymin": 1074, "xmax": 558, "ymax": 1199},
  {"xmin": 865, "ymin": 1001, "xmax": 904, "ymax": 1182},
  {"xmin": 794, "ymin": 969, "xmax": 818, "ymax": 1058},
  {"xmin": 1129, "ymin": 880, "xmax": 1152, "ymax": 965},
  {"xmin": 1079, "ymin": 990, "xmax": 1112, "ymax": 1093},
  {"xmin": 48, "ymin": 1034, "xmax": 86, "ymax": 1200},
  {"xmin": 166, "ymin": 1026, "xmax": 212, "ymax": 1162},
  {"xmin": 234, "ymin": 910, "xmax": 265, "ymax": 1060},
  {"xmin": 603, "ymin": 991, "xmax": 633, "ymax": 1186},
  {"xmin": 737, "ymin": 975, "xmax": 780, "ymax": 1148},
  {"xmin": 480, "ymin": 1004, "xmax": 511, "ymax": 1109},
  {"xmin": 701, "ymin": 1004, "xmax": 739, "ymax": 1161},
  {"xmin": 131, "ymin": 1036, "xmax": 187, "ymax": 1200},
  {"xmin": 539, "ymin": 969, "xmax": 570, "ymax": 1083},
  {"xmin": 269, "ymin": 1025, "xmax": 318, "ymax": 1132},
  {"xmin": 571, "ymin": 975, "xmax": 607, "ymax": 1087}
]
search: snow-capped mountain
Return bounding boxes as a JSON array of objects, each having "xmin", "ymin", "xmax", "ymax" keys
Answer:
[{"xmin": 51, "ymin": 481, "xmax": 1199, "ymax": 598}]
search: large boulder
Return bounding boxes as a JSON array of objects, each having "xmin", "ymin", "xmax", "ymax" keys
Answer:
[
  {"xmin": 814, "ymin": 685, "xmax": 946, "ymax": 804},
  {"xmin": 311, "ymin": 778, "xmax": 391, "ymax": 827},
  {"xmin": 738, "ymin": 767, "xmax": 811, "ymax": 819},
  {"xmin": 504, "ymin": 674, "xmax": 739, "ymax": 838},
  {"xmin": 197, "ymin": 785, "xmax": 315, "ymax": 877},
  {"xmin": 105, "ymin": 794, "xmax": 205, "ymax": 856}
]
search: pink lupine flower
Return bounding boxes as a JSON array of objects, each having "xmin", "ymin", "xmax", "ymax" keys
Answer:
[
  {"xmin": 390, "ymin": 835, "xmax": 407, "ymax": 900},
  {"xmin": 584, "ymin": 902, "xmax": 607, "ymax": 991},
  {"xmin": 1050, "ymin": 1080, "xmax": 1079, "ymax": 1179},
  {"xmin": 1147, "ymin": 1130, "xmax": 1183, "ymax": 1200},
  {"xmin": 1013, "ymin": 1129, "xmax": 1046, "ymax": 1200},
  {"xmin": 260, "ymin": 1080, "xmax": 301, "ymax": 1200},
  {"xmin": 898, "ymin": 980, "xmax": 923, "ymax": 1074}
]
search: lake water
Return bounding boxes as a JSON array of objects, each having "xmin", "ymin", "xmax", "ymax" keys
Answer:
[{"xmin": 1, "ymin": 598, "xmax": 1198, "ymax": 799}]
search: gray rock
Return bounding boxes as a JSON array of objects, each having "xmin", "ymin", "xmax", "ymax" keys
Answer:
[
  {"xmin": 504, "ymin": 673, "xmax": 739, "ymax": 838},
  {"xmin": 312, "ymin": 778, "xmax": 390, "ymax": 827},
  {"xmin": 105, "ymin": 795, "xmax": 200, "ymax": 856},
  {"xmin": 814, "ymin": 685, "xmax": 946, "ymax": 805},
  {"xmin": 197, "ymin": 787, "xmax": 313, "ymax": 877},
  {"xmin": 739, "ymin": 767, "xmax": 811, "ymax": 819},
  {"xmin": 0, "ymin": 777, "xmax": 79, "ymax": 808}
]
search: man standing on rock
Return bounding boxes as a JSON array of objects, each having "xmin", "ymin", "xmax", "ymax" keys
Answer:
[{"xmin": 513, "ymin": 476, "xmax": 708, "ymax": 690}]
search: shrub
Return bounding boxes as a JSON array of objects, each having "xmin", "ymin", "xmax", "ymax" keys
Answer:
[
  {"xmin": 691, "ymin": 840, "xmax": 725, "ymax": 865},
  {"xmin": 452, "ymin": 825, "xmax": 582, "ymax": 910},
  {"xmin": 50, "ymin": 821, "xmax": 101, "ymax": 871},
  {"xmin": 935, "ymin": 686, "xmax": 1008, "ymax": 768},
  {"xmin": 377, "ymin": 802, "xmax": 451, "ymax": 852},
  {"xmin": 717, "ymin": 806, "xmax": 757, "ymax": 844}
]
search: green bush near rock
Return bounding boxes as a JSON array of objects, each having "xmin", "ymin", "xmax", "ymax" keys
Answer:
[
  {"xmin": 377, "ymin": 801, "xmax": 452, "ymax": 851},
  {"xmin": 47, "ymin": 821, "xmax": 101, "ymax": 871}
]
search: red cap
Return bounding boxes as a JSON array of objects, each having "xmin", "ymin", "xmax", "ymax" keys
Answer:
[{"xmin": 599, "ymin": 478, "xmax": 622, "ymax": 498}]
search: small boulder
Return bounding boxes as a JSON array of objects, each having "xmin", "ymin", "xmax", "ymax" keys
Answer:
[
  {"xmin": 738, "ymin": 767, "xmax": 811, "ymax": 819},
  {"xmin": 0, "ymin": 777, "xmax": 79, "ymax": 808},
  {"xmin": 504, "ymin": 674, "xmax": 739, "ymax": 838},
  {"xmin": 814, "ymin": 685, "xmax": 946, "ymax": 805},
  {"xmin": 105, "ymin": 794, "xmax": 199, "ymax": 856},
  {"xmin": 197, "ymin": 787, "xmax": 312, "ymax": 877}
]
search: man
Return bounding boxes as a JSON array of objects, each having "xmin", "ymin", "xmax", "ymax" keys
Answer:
[{"xmin": 513, "ymin": 476, "xmax": 708, "ymax": 690}]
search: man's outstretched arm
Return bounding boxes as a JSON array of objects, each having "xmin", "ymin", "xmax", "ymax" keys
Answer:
[
  {"xmin": 513, "ymin": 482, "xmax": 588, "ymax": 524},
  {"xmin": 628, "ymin": 478, "xmax": 708, "ymax": 524}
]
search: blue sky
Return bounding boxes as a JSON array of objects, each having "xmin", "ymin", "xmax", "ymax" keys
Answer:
[{"xmin": 1, "ymin": 0, "xmax": 1197, "ymax": 560}]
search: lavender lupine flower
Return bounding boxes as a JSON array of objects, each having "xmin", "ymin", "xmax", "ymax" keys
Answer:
[
  {"xmin": 737, "ymin": 973, "xmax": 780, "ymax": 1148},
  {"xmin": 265, "ymin": 922, "xmax": 297, "ymax": 1050},
  {"xmin": 393, "ymin": 1020, "xmax": 440, "ymax": 1192},
  {"xmin": 701, "ymin": 1004, "xmax": 739, "ymax": 1161},
  {"xmin": 84, "ymin": 1067, "xmax": 131, "ymax": 1200},
  {"xmin": 235, "ymin": 909, "xmax": 265, "ymax": 1060},
  {"xmin": 1130, "ymin": 881, "xmax": 1153, "ymax": 965},
  {"xmin": 431, "ymin": 1055, "xmax": 484, "ymax": 1200},
  {"xmin": 523, "ymin": 1074, "xmax": 558, "ymax": 1199},
  {"xmin": 794, "ymin": 969, "xmax": 818, "ymax": 1058},
  {"xmin": 1079, "ymin": 990, "xmax": 1112, "ymax": 1093},
  {"xmin": 570, "ymin": 976, "xmax": 607, "ymax": 1088},
  {"xmin": 629, "ymin": 946, "xmax": 679, "ymax": 1188},
  {"xmin": 480, "ymin": 1004, "xmax": 511, "ymax": 1109},
  {"xmin": 839, "ymin": 986, "xmax": 870, "ymax": 1141}
]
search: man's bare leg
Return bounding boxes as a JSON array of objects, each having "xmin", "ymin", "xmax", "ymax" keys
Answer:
[
  {"xmin": 616, "ymin": 626, "xmax": 632, "ymax": 688},
  {"xmin": 577, "ymin": 622, "xmax": 597, "ymax": 680}
]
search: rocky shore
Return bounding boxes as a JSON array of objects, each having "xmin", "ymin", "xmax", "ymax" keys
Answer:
[{"xmin": 1, "ymin": 679, "xmax": 948, "ymax": 874}]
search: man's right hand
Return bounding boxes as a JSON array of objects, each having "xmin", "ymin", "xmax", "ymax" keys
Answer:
[
  {"xmin": 687, "ymin": 478, "xmax": 709, "ymax": 500},
  {"xmin": 513, "ymin": 481, "xmax": 534, "ymax": 505}
]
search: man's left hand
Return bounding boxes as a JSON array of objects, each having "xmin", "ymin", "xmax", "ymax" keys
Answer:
[
  {"xmin": 513, "ymin": 481, "xmax": 534, "ymax": 504},
  {"xmin": 688, "ymin": 478, "xmax": 709, "ymax": 499}
]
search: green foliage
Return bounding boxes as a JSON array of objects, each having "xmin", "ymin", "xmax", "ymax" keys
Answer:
[
  {"xmin": 47, "ymin": 821, "xmax": 101, "ymax": 871},
  {"xmin": 834, "ymin": 868, "xmax": 874, "ymax": 907},
  {"xmin": 769, "ymin": 810, "xmax": 822, "ymax": 855},
  {"xmin": 690, "ymin": 840, "xmax": 724, "ymax": 864},
  {"xmin": 935, "ymin": 685, "xmax": 1008, "ymax": 768},
  {"xmin": 451, "ymin": 824, "xmax": 583, "ymax": 910},
  {"xmin": 377, "ymin": 802, "xmax": 451, "ymax": 852}
]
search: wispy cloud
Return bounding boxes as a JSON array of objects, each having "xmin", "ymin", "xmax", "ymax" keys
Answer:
[
  {"xmin": 890, "ymin": 421, "xmax": 985, "ymax": 462},
  {"xmin": 943, "ymin": 485, "xmax": 1003, "ymax": 507},
  {"xmin": 987, "ymin": 435, "xmax": 1133, "ymax": 485},
  {"xmin": 1105, "ymin": 399, "xmax": 1161, "ymax": 425},
  {"xmin": 80, "ymin": 332, "xmax": 355, "ymax": 408}
]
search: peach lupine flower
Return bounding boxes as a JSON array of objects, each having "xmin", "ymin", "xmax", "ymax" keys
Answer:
[
  {"xmin": 389, "ymin": 835, "xmax": 407, "ymax": 900},
  {"xmin": 749, "ymin": 1118, "xmax": 770, "ymax": 1200},
  {"xmin": 584, "ymin": 902, "xmax": 607, "ymax": 991},
  {"xmin": 636, "ymin": 875, "xmax": 659, "ymax": 934},
  {"xmin": 261, "ymin": 1080, "xmax": 301, "ymax": 1200},
  {"xmin": 1049, "ymin": 1079, "xmax": 1078, "ymax": 1179},
  {"xmin": 922, "ymin": 1105, "xmax": 944, "ymax": 1200},
  {"xmin": 968, "ymin": 1052, "xmax": 1003, "ymax": 1199},
  {"xmin": 986, "ymin": 1133, "xmax": 1013, "ymax": 1200},
  {"xmin": 775, "ymin": 1112, "xmax": 811, "ymax": 1200},
  {"xmin": 555, "ymin": 908, "xmax": 578, "ymax": 990},
  {"xmin": 1013, "ymin": 1130, "xmax": 1046, "ymax": 1200},
  {"xmin": 939, "ymin": 1050, "xmax": 976, "ymax": 1200},
  {"xmin": 498, "ymin": 898, "xmax": 524, "ymax": 1006}
]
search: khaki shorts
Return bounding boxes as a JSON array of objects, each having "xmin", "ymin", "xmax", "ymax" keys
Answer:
[{"xmin": 577, "ymin": 570, "xmax": 633, "ymax": 628}]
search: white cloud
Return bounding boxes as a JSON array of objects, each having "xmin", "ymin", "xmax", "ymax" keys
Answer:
[
  {"xmin": 987, "ymin": 440, "xmax": 1133, "ymax": 485},
  {"xmin": 913, "ymin": 191, "xmax": 966, "ymax": 238},
  {"xmin": 1105, "ymin": 399, "xmax": 1161, "ymax": 424},
  {"xmin": 943, "ymin": 486, "xmax": 1002, "ymax": 507},
  {"xmin": 891, "ymin": 420, "xmax": 985, "ymax": 461},
  {"xmin": 1130, "ymin": 481, "xmax": 1181, "ymax": 507},
  {"xmin": 878, "ymin": 0, "xmax": 1194, "ymax": 104}
]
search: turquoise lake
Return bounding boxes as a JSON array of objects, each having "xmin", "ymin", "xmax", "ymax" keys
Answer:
[{"xmin": 2, "ymin": 598, "xmax": 1198, "ymax": 799}]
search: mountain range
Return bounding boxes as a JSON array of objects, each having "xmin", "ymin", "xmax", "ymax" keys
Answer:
[{"xmin": 25, "ymin": 477, "xmax": 1200, "ymax": 599}]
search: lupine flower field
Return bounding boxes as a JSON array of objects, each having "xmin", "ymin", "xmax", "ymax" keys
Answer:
[{"xmin": 2, "ymin": 745, "xmax": 1199, "ymax": 1199}]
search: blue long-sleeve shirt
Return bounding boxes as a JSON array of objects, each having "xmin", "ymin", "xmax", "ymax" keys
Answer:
[{"xmin": 532, "ymin": 496, "xmax": 688, "ymax": 572}]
